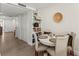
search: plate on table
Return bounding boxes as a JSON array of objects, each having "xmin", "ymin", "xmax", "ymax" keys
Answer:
[
  {"xmin": 49, "ymin": 38, "xmax": 56, "ymax": 43},
  {"xmin": 39, "ymin": 35, "xmax": 48, "ymax": 39}
]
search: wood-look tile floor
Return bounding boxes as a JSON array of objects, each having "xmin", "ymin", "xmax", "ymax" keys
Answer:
[{"xmin": 0, "ymin": 32, "xmax": 35, "ymax": 56}]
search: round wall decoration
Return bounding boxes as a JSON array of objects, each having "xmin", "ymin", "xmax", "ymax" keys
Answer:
[{"xmin": 53, "ymin": 12, "xmax": 63, "ymax": 23}]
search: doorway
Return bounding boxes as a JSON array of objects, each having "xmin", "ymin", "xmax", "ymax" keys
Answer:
[{"xmin": 0, "ymin": 18, "xmax": 4, "ymax": 35}]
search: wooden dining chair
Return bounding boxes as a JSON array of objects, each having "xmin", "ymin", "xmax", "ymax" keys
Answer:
[
  {"xmin": 71, "ymin": 32, "xmax": 76, "ymax": 51},
  {"xmin": 47, "ymin": 35, "xmax": 69, "ymax": 56},
  {"xmin": 33, "ymin": 32, "xmax": 47, "ymax": 56},
  {"xmin": 67, "ymin": 32, "xmax": 76, "ymax": 55}
]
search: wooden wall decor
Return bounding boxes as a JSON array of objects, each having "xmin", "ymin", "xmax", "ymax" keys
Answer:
[{"xmin": 53, "ymin": 12, "xmax": 63, "ymax": 23}]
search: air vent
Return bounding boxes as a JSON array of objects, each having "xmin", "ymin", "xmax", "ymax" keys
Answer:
[{"xmin": 18, "ymin": 3, "xmax": 26, "ymax": 7}]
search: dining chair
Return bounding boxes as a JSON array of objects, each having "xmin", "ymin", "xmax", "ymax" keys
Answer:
[
  {"xmin": 33, "ymin": 32, "xmax": 47, "ymax": 56},
  {"xmin": 71, "ymin": 32, "xmax": 76, "ymax": 51},
  {"xmin": 67, "ymin": 32, "xmax": 76, "ymax": 55},
  {"xmin": 47, "ymin": 35, "xmax": 69, "ymax": 56}
]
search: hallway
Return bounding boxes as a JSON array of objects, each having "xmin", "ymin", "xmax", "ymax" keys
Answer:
[{"xmin": 0, "ymin": 32, "xmax": 35, "ymax": 56}]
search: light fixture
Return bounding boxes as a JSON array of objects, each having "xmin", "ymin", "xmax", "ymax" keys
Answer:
[
  {"xmin": 9, "ymin": 3, "xmax": 36, "ymax": 11},
  {"xmin": 53, "ymin": 12, "xmax": 63, "ymax": 23}
]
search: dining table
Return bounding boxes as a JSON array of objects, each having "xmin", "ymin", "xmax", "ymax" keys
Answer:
[{"xmin": 38, "ymin": 34, "xmax": 56, "ymax": 47}]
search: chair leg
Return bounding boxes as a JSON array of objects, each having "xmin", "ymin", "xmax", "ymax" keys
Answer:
[
  {"xmin": 35, "ymin": 50, "xmax": 38, "ymax": 56},
  {"xmin": 46, "ymin": 51, "xmax": 51, "ymax": 56},
  {"xmin": 35, "ymin": 50, "xmax": 45, "ymax": 56},
  {"xmin": 40, "ymin": 51, "xmax": 44, "ymax": 56}
]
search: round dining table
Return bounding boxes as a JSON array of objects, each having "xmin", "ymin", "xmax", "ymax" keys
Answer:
[{"xmin": 39, "ymin": 35, "xmax": 56, "ymax": 46}]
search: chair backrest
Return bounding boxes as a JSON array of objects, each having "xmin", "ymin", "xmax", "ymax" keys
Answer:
[
  {"xmin": 55, "ymin": 35, "xmax": 69, "ymax": 56},
  {"xmin": 70, "ymin": 32, "xmax": 76, "ymax": 50},
  {"xmin": 33, "ymin": 32, "xmax": 39, "ymax": 50}
]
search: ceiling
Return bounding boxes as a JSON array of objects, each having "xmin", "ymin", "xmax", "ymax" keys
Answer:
[
  {"xmin": 0, "ymin": 3, "xmax": 55, "ymax": 16},
  {"xmin": 0, "ymin": 3, "xmax": 29, "ymax": 16},
  {"xmin": 26, "ymin": 3, "xmax": 55, "ymax": 9}
]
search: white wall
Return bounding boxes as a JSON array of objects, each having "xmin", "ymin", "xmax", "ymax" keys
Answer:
[
  {"xmin": 4, "ymin": 16, "xmax": 16, "ymax": 32},
  {"xmin": 15, "ymin": 10, "xmax": 33, "ymax": 45},
  {"xmin": 39, "ymin": 4, "xmax": 79, "ymax": 55},
  {"xmin": 21, "ymin": 11, "xmax": 33, "ymax": 45},
  {"xmin": 15, "ymin": 15, "xmax": 22, "ymax": 39}
]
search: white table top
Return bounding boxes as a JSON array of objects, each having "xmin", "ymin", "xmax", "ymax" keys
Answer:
[{"xmin": 39, "ymin": 36, "xmax": 56, "ymax": 46}]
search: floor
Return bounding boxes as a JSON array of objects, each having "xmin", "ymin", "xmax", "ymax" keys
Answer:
[{"xmin": 0, "ymin": 32, "xmax": 35, "ymax": 56}]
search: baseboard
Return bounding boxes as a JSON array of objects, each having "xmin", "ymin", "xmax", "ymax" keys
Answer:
[
  {"xmin": 26, "ymin": 41, "xmax": 33, "ymax": 46},
  {"xmin": 15, "ymin": 37, "xmax": 19, "ymax": 39},
  {"xmin": 4, "ymin": 32, "xmax": 14, "ymax": 33}
]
